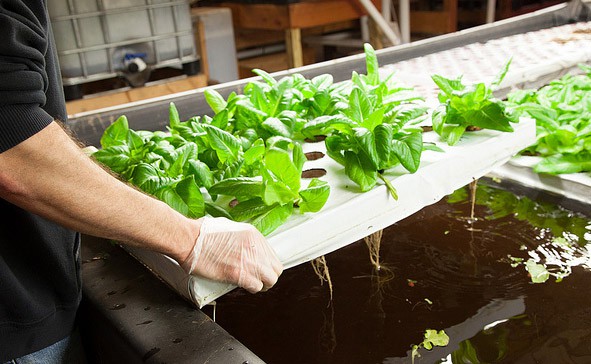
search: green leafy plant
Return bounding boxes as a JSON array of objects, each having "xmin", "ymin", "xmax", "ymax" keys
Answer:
[
  {"xmin": 166, "ymin": 103, "xmax": 248, "ymax": 183},
  {"xmin": 208, "ymin": 141, "xmax": 330, "ymax": 235},
  {"xmin": 506, "ymin": 64, "xmax": 591, "ymax": 174},
  {"xmin": 203, "ymin": 44, "xmax": 431, "ymax": 199},
  {"xmin": 411, "ymin": 329, "xmax": 450, "ymax": 364},
  {"xmin": 93, "ymin": 106, "xmax": 330, "ymax": 236},
  {"xmin": 302, "ymin": 43, "xmax": 428, "ymax": 197},
  {"xmin": 91, "ymin": 43, "xmax": 457, "ymax": 236},
  {"xmin": 203, "ymin": 69, "xmax": 347, "ymax": 144},
  {"xmin": 431, "ymin": 60, "xmax": 517, "ymax": 146},
  {"xmin": 450, "ymin": 328, "xmax": 511, "ymax": 363},
  {"xmin": 93, "ymin": 115, "xmax": 206, "ymax": 218}
]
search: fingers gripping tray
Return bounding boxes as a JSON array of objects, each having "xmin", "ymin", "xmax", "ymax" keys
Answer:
[{"xmin": 124, "ymin": 119, "xmax": 536, "ymax": 308}]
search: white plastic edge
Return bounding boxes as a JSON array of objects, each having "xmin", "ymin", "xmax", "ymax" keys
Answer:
[{"xmin": 488, "ymin": 155, "xmax": 591, "ymax": 205}]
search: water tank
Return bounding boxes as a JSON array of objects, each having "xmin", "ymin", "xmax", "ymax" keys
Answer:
[{"xmin": 48, "ymin": 0, "xmax": 200, "ymax": 98}]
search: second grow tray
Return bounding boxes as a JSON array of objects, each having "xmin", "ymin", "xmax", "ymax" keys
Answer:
[
  {"xmin": 124, "ymin": 119, "xmax": 536, "ymax": 307},
  {"xmin": 489, "ymin": 156, "xmax": 591, "ymax": 206}
]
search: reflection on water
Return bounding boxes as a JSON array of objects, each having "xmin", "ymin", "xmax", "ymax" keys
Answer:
[
  {"xmin": 448, "ymin": 184, "xmax": 591, "ymax": 286},
  {"xmin": 213, "ymin": 180, "xmax": 591, "ymax": 364}
]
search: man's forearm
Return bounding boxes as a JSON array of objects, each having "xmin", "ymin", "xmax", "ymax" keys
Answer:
[{"xmin": 0, "ymin": 121, "xmax": 198, "ymax": 264}]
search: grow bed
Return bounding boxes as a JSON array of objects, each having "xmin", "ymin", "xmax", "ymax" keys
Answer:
[
  {"xmin": 385, "ymin": 20, "xmax": 591, "ymax": 104},
  {"xmin": 488, "ymin": 156, "xmax": 591, "ymax": 205},
  {"xmin": 68, "ymin": 1, "xmax": 589, "ymax": 308},
  {"xmin": 125, "ymin": 119, "xmax": 536, "ymax": 307}
]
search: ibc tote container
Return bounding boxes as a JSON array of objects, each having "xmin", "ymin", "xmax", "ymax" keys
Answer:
[{"xmin": 48, "ymin": 0, "xmax": 200, "ymax": 99}]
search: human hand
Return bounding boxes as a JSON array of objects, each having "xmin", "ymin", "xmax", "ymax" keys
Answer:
[{"xmin": 181, "ymin": 217, "xmax": 283, "ymax": 293}]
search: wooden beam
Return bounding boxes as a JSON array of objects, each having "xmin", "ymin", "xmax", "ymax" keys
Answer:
[
  {"xmin": 238, "ymin": 48, "xmax": 316, "ymax": 78},
  {"xmin": 288, "ymin": 0, "xmax": 376, "ymax": 29},
  {"xmin": 234, "ymin": 29, "xmax": 285, "ymax": 50},
  {"xmin": 234, "ymin": 20, "xmax": 359, "ymax": 50},
  {"xmin": 220, "ymin": 3, "xmax": 290, "ymax": 30},
  {"xmin": 66, "ymin": 74, "xmax": 207, "ymax": 116},
  {"xmin": 410, "ymin": 11, "xmax": 457, "ymax": 34},
  {"xmin": 444, "ymin": 0, "xmax": 458, "ymax": 32},
  {"xmin": 194, "ymin": 19, "xmax": 209, "ymax": 81},
  {"xmin": 219, "ymin": 0, "xmax": 379, "ymax": 30},
  {"xmin": 285, "ymin": 28, "xmax": 303, "ymax": 68},
  {"xmin": 408, "ymin": 0, "xmax": 458, "ymax": 35}
]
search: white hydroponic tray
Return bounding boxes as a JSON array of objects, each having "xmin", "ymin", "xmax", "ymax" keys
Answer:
[
  {"xmin": 125, "ymin": 118, "xmax": 536, "ymax": 307},
  {"xmin": 384, "ymin": 21, "xmax": 591, "ymax": 104},
  {"xmin": 488, "ymin": 156, "xmax": 591, "ymax": 205}
]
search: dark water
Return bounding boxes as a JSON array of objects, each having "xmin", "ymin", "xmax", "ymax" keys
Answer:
[{"xmin": 212, "ymin": 180, "xmax": 591, "ymax": 364}]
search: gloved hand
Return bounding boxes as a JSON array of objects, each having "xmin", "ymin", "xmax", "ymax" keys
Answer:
[{"xmin": 181, "ymin": 217, "xmax": 283, "ymax": 293}]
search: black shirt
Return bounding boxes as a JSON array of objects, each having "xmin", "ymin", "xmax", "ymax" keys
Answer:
[{"xmin": 0, "ymin": 0, "xmax": 81, "ymax": 360}]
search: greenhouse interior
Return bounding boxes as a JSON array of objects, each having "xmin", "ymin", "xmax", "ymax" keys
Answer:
[{"xmin": 1, "ymin": 0, "xmax": 591, "ymax": 363}]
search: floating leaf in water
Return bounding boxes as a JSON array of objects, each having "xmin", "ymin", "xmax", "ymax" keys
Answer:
[
  {"xmin": 411, "ymin": 329, "xmax": 449, "ymax": 364},
  {"xmin": 525, "ymin": 260, "xmax": 550, "ymax": 283},
  {"xmin": 450, "ymin": 183, "xmax": 591, "ymax": 284},
  {"xmin": 509, "ymin": 231, "xmax": 591, "ymax": 284},
  {"xmin": 423, "ymin": 329, "xmax": 450, "ymax": 349},
  {"xmin": 508, "ymin": 256, "xmax": 524, "ymax": 268}
]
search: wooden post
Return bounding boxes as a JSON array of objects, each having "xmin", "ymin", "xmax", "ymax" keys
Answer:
[
  {"xmin": 195, "ymin": 19, "xmax": 209, "ymax": 81},
  {"xmin": 368, "ymin": 18, "xmax": 385, "ymax": 49},
  {"xmin": 285, "ymin": 28, "xmax": 303, "ymax": 68},
  {"xmin": 443, "ymin": 0, "xmax": 458, "ymax": 33}
]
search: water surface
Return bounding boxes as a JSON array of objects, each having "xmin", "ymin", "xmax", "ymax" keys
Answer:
[{"xmin": 213, "ymin": 180, "xmax": 591, "ymax": 364}]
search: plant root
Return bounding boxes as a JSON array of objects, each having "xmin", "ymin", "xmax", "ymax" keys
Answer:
[
  {"xmin": 364, "ymin": 230, "xmax": 384, "ymax": 271},
  {"xmin": 318, "ymin": 303, "xmax": 337, "ymax": 355},
  {"xmin": 311, "ymin": 255, "xmax": 334, "ymax": 303},
  {"xmin": 469, "ymin": 178, "xmax": 478, "ymax": 222}
]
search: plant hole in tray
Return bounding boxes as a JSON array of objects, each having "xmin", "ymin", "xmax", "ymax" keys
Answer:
[
  {"xmin": 304, "ymin": 151, "xmax": 325, "ymax": 161},
  {"xmin": 301, "ymin": 168, "xmax": 327, "ymax": 179},
  {"xmin": 210, "ymin": 180, "xmax": 591, "ymax": 364}
]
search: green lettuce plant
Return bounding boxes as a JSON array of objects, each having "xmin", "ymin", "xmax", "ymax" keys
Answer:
[
  {"xmin": 507, "ymin": 64, "xmax": 591, "ymax": 174},
  {"xmin": 431, "ymin": 60, "xmax": 517, "ymax": 146}
]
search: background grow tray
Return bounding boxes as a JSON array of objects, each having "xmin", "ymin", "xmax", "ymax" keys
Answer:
[
  {"xmin": 124, "ymin": 119, "xmax": 536, "ymax": 307},
  {"xmin": 379, "ymin": 18, "xmax": 591, "ymax": 207},
  {"xmin": 488, "ymin": 157, "xmax": 591, "ymax": 206}
]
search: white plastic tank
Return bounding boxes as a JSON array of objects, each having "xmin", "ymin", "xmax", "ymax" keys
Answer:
[{"xmin": 48, "ymin": 0, "xmax": 199, "ymax": 91}]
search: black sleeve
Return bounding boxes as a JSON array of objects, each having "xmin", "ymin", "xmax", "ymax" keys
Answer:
[{"xmin": 0, "ymin": 0, "xmax": 57, "ymax": 153}]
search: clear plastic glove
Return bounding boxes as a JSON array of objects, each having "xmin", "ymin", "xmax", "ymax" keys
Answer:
[{"xmin": 181, "ymin": 217, "xmax": 283, "ymax": 293}]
